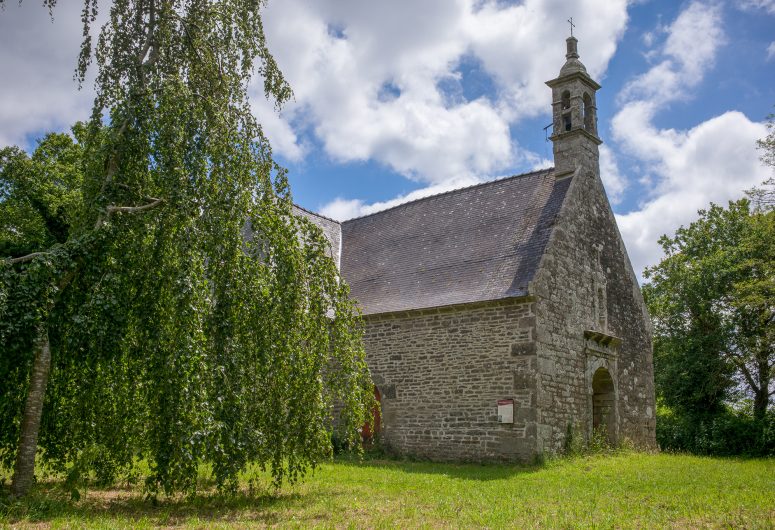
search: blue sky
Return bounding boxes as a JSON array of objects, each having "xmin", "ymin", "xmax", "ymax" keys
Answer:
[{"xmin": 1, "ymin": 0, "xmax": 773, "ymax": 276}]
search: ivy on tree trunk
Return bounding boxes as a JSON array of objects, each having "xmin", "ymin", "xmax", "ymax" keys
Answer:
[{"xmin": 11, "ymin": 327, "xmax": 50, "ymax": 498}]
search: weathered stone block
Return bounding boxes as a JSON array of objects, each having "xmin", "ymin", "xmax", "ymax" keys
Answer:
[{"xmin": 511, "ymin": 342, "xmax": 536, "ymax": 356}]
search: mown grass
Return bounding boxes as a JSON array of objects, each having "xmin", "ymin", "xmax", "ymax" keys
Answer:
[{"xmin": 1, "ymin": 452, "xmax": 774, "ymax": 528}]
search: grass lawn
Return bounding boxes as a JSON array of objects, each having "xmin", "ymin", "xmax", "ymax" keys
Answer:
[{"xmin": 1, "ymin": 452, "xmax": 774, "ymax": 528}]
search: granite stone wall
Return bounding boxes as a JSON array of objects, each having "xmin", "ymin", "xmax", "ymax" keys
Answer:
[
  {"xmin": 531, "ymin": 161, "xmax": 656, "ymax": 453},
  {"xmin": 362, "ymin": 299, "xmax": 539, "ymax": 461}
]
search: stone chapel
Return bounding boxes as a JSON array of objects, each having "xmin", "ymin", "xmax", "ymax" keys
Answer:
[{"xmin": 295, "ymin": 36, "xmax": 657, "ymax": 460}]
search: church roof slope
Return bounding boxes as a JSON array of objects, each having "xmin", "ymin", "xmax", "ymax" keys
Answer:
[{"xmin": 340, "ymin": 168, "xmax": 570, "ymax": 315}]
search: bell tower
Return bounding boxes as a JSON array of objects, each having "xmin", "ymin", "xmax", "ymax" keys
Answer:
[{"xmin": 546, "ymin": 36, "xmax": 602, "ymax": 178}]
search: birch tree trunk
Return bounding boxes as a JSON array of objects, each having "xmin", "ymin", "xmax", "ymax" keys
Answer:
[{"xmin": 10, "ymin": 326, "xmax": 51, "ymax": 498}]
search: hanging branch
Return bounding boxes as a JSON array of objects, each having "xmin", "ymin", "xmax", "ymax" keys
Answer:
[{"xmin": 5, "ymin": 197, "xmax": 165, "ymax": 264}]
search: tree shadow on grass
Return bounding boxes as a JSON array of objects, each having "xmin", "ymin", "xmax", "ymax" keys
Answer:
[
  {"xmin": 0, "ymin": 481, "xmax": 328, "ymax": 527},
  {"xmin": 1, "ymin": 456, "xmax": 546, "ymax": 524},
  {"xmin": 333, "ymin": 452, "xmax": 547, "ymax": 481}
]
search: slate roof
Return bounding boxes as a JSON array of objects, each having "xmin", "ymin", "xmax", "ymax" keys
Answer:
[{"xmin": 340, "ymin": 168, "xmax": 571, "ymax": 315}]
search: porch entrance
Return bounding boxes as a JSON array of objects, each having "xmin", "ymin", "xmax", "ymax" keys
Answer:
[{"xmin": 592, "ymin": 367, "xmax": 615, "ymax": 443}]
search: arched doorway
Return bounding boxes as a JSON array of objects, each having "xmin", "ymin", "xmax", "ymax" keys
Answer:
[
  {"xmin": 592, "ymin": 367, "xmax": 615, "ymax": 443},
  {"xmin": 361, "ymin": 386, "xmax": 381, "ymax": 445}
]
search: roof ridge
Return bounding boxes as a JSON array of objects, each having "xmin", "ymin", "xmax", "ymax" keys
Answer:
[
  {"xmin": 341, "ymin": 167, "xmax": 555, "ymax": 224},
  {"xmin": 292, "ymin": 202, "xmax": 341, "ymax": 225}
]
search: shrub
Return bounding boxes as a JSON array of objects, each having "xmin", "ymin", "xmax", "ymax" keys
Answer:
[{"xmin": 656, "ymin": 403, "xmax": 775, "ymax": 456}]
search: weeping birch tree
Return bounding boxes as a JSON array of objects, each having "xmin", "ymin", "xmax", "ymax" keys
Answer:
[{"xmin": 0, "ymin": 0, "xmax": 373, "ymax": 498}]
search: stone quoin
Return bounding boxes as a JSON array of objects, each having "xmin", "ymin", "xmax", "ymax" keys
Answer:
[{"xmin": 292, "ymin": 36, "xmax": 657, "ymax": 460}]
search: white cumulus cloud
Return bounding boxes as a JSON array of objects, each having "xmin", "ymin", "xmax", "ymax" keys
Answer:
[
  {"xmin": 0, "ymin": 3, "xmax": 96, "ymax": 148},
  {"xmin": 320, "ymin": 176, "xmax": 480, "ymax": 221},
  {"xmin": 615, "ymin": 111, "xmax": 769, "ymax": 277},
  {"xmin": 0, "ymin": 0, "xmax": 631, "ymax": 192},
  {"xmin": 599, "ymin": 145, "xmax": 627, "ymax": 205},
  {"xmin": 259, "ymin": 0, "xmax": 629, "ymax": 183},
  {"xmin": 251, "ymin": 94, "xmax": 306, "ymax": 162},
  {"xmin": 618, "ymin": 1, "xmax": 724, "ymax": 106},
  {"xmin": 736, "ymin": 0, "xmax": 775, "ymax": 15},
  {"xmin": 611, "ymin": 1, "xmax": 770, "ymax": 278}
]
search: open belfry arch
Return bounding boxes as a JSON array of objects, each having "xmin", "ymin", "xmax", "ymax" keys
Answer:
[
  {"xmin": 288, "ymin": 33, "xmax": 656, "ymax": 461},
  {"xmin": 546, "ymin": 35, "xmax": 602, "ymax": 179}
]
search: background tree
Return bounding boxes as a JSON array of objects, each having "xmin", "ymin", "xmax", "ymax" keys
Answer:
[
  {"xmin": 757, "ymin": 110, "xmax": 775, "ymax": 170},
  {"xmin": 749, "ymin": 110, "xmax": 774, "ymax": 210},
  {"xmin": 643, "ymin": 189, "xmax": 774, "ymax": 454},
  {"xmin": 0, "ymin": 0, "xmax": 373, "ymax": 498},
  {"xmin": 643, "ymin": 108, "xmax": 775, "ymax": 455},
  {"xmin": 0, "ymin": 129, "xmax": 84, "ymax": 259}
]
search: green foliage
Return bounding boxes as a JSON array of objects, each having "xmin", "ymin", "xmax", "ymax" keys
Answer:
[
  {"xmin": 757, "ymin": 110, "xmax": 775, "ymax": 171},
  {"xmin": 656, "ymin": 401, "xmax": 775, "ymax": 457},
  {"xmin": 0, "ymin": 128, "xmax": 85, "ymax": 257},
  {"xmin": 643, "ymin": 197, "xmax": 774, "ymax": 423},
  {"xmin": 563, "ymin": 422, "xmax": 585, "ymax": 456},
  {"xmin": 0, "ymin": 0, "xmax": 373, "ymax": 496},
  {"xmin": 587, "ymin": 426, "xmax": 613, "ymax": 453},
  {"xmin": 563, "ymin": 421, "xmax": 631, "ymax": 457},
  {"xmin": 0, "ymin": 131, "xmax": 88, "ymax": 454},
  {"xmin": 644, "ymin": 172, "xmax": 774, "ymax": 454},
  {"xmin": 747, "ymin": 110, "xmax": 774, "ymax": 214}
]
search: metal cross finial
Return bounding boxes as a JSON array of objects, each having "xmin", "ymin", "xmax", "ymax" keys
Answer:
[{"xmin": 567, "ymin": 17, "xmax": 575, "ymax": 37}]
